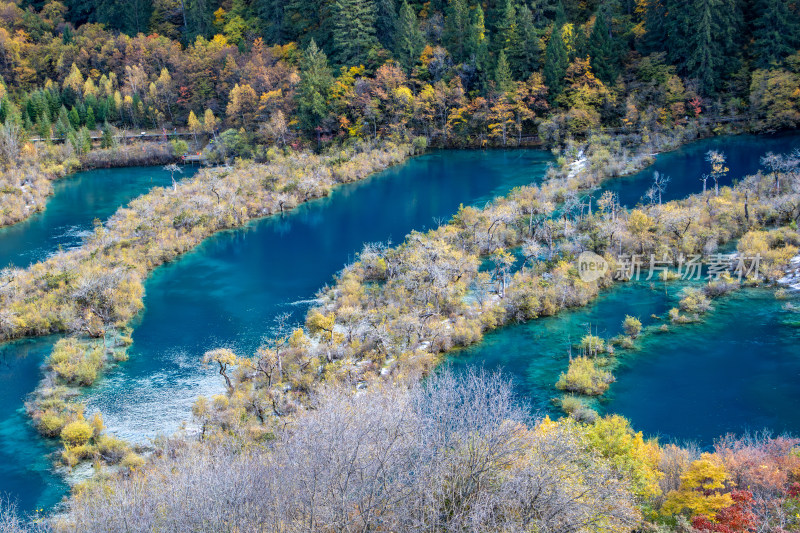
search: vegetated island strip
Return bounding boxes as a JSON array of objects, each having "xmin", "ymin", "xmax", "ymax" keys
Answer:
[
  {"xmin": 194, "ymin": 130, "xmax": 799, "ymax": 445},
  {"xmin": 0, "ymin": 140, "xmax": 180, "ymax": 229},
  {"xmin": 0, "ymin": 140, "xmax": 415, "ymax": 468}
]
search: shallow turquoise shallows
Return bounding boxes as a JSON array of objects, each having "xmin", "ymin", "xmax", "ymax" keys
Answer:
[
  {"xmin": 449, "ymin": 283, "xmax": 800, "ymax": 447},
  {"xmin": 0, "ymin": 149, "xmax": 551, "ymax": 513},
  {"xmin": 0, "ymin": 165, "xmax": 198, "ymax": 269}
]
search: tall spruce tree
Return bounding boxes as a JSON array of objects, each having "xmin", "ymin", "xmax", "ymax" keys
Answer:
[
  {"xmin": 752, "ymin": 0, "xmax": 799, "ymax": 68},
  {"xmin": 494, "ymin": 50, "xmax": 513, "ymax": 93},
  {"xmin": 587, "ymin": 8, "xmax": 618, "ymax": 84},
  {"xmin": 444, "ymin": 0, "xmax": 470, "ymax": 63},
  {"xmin": 492, "ymin": 0, "xmax": 516, "ymax": 56},
  {"xmin": 256, "ymin": 0, "xmax": 287, "ymax": 43},
  {"xmin": 395, "ymin": 0, "xmax": 424, "ymax": 73},
  {"xmin": 543, "ymin": 3, "xmax": 568, "ymax": 102},
  {"xmin": 375, "ymin": 0, "xmax": 398, "ymax": 49},
  {"xmin": 333, "ymin": 0, "xmax": 378, "ymax": 66},
  {"xmin": 685, "ymin": 0, "xmax": 742, "ymax": 94},
  {"xmin": 508, "ymin": 4, "xmax": 539, "ymax": 79},
  {"xmin": 296, "ymin": 40, "xmax": 334, "ymax": 134}
]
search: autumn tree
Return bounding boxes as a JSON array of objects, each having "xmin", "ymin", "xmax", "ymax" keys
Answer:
[
  {"xmin": 226, "ymin": 83, "xmax": 259, "ymax": 129},
  {"xmin": 662, "ymin": 453, "xmax": 734, "ymax": 519},
  {"xmin": 202, "ymin": 348, "xmax": 239, "ymax": 391},
  {"xmin": 187, "ymin": 110, "xmax": 202, "ymax": 148}
]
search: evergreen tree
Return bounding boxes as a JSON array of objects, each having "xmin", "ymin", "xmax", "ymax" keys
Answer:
[
  {"xmin": 509, "ymin": 4, "xmax": 539, "ymax": 79},
  {"xmin": 37, "ymin": 113, "xmax": 52, "ymax": 141},
  {"xmin": 68, "ymin": 106, "xmax": 81, "ymax": 129},
  {"xmin": 296, "ymin": 40, "xmax": 334, "ymax": 134},
  {"xmin": 466, "ymin": 4, "xmax": 489, "ymax": 69},
  {"xmin": 444, "ymin": 0, "xmax": 470, "ymax": 63},
  {"xmin": 256, "ymin": 0, "xmax": 287, "ymax": 43},
  {"xmin": 587, "ymin": 8, "xmax": 618, "ymax": 84},
  {"xmin": 101, "ymin": 122, "xmax": 115, "ymax": 148},
  {"xmin": 752, "ymin": 0, "xmax": 799, "ymax": 68},
  {"xmin": 86, "ymin": 106, "xmax": 97, "ymax": 130},
  {"xmin": 543, "ymin": 5, "xmax": 568, "ymax": 102},
  {"xmin": 333, "ymin": 0, "xmax": 378, "ymax": 66},
  {"xmin": 55, "ymin": 106, "xmax": 72, "ymax": 138},
  {"xmin": 394, "ymin": 0, "xmax": 424, "ymax": 74},
  {"xmin": 0, "ymin": 96, "xmax": 10, "ymax": 124},
  {"xmin": 494, "ymin": 50, "xmax": 513, "ymax": 94},
  {"xmin": 492, "ymin": 0, "xmax": 516, "ymax": 56},
  {"xmin": 685, "ymin": 0, "xmax": 741, "ymax": 94},
  {"xmin": 374, "ymin": 0, "xmax": 397, "ymax": 50}
]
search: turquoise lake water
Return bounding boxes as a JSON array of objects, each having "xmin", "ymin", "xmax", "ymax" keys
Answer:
[
  {"xmin": 0, "ymin": 150, "xmax": 551, "ymax": 512},
  {"xmin": 0, "ymin": 164, "xmax": 199, "ymax": 513},
  {"xmin": 0, "ymin": 165, "xmax": 198, "ymax": 268},
  {"xmin": 597, "ymin": 132, "xmax": 800, "ymax": 207},
  {"xmin": 2, "ymin": 132, "xmax": 799, "ymax": 513}
]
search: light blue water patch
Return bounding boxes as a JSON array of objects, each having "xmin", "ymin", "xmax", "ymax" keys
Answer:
[
  {"xmin": 0, "ymin": 165, "xmax": 198, "ymax": 268},
  {"xmin": 596, "ymin": 132, "xmax": 800, "ymax": 207}
]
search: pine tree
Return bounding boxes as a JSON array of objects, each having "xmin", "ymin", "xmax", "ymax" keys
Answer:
[
  {"xmin": 684, "ymin": 0, "xmax": 741, "ymax": 94},
  {"xmin": 37, "ymin": 113, "xmax": 52, "ymax": 141},
  {"xmin": 297, "ymin": 40, "xmax": 334, "ymax": 134},
  {"xmin": 444, "ymin": 0, "xmax": 470, "ymax": 63},
  {"xmin": 466, "ymin": 4, "xmax": 489, "ymax": 69},
  {"xmin": 55, "ymin": 107, "xmax": 72, "ymax": 138},
  {"xmin": 394, "ymin": 0, "xmax": 424, "ymax": 74},
  {"xmin": 255, "ymin": 0, "xmax": 287, "ymax": 43},
  {"xmin": 588, "ymin": 9, "xmax": 618, "ymax": 84},
  {"xmin": 101, "ymin": 122, "xmax": 115, "ymax": 148},
  {"xmin": 543, "ymin": 5, "xmax": 568, "ymax": 102},
  {"xmin": 494, "ymin": 50, "xmax": 513, "ymax": 94},
  {"xmin": 333, "ymin": 0, "xmax": 378, "ymax": 66},
  {"xmin": 752, "ymin": 0, "xmax": 799, "ymax": 68}
]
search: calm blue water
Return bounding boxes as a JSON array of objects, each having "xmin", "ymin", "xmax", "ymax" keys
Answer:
[
  {"xmin": 0, "ymin": 149, "xmax": 551, "ymax": 512},
  {"xmin": 597, "ymin": 132, "xmax": 800, "ymax": 207},
  {"xmin": 608, "ymin": 289, "xmax": 800, "ymax": 445},
  {"xmin": 0, "ymin": 338, "xmax": 68, "ymax": 513},
  {"xmin": 0, "ymin": 165, "xmax": 198, "ymax": 268},
  {"xmin": 0, "ymin": 165, "xmax": 198, "ymax": 513},
  {"xmin": 450, "ymin": 281, "xmax": 800, "ymax": 446}
]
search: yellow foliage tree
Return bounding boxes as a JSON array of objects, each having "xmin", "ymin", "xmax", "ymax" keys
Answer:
[
  {"xmin": 661, "ymin": 453, "xmax": 733, "ymax": 519},
  {"xmin": 584, "ymin": 415, "xmax": 663, "ymax": 501}
]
